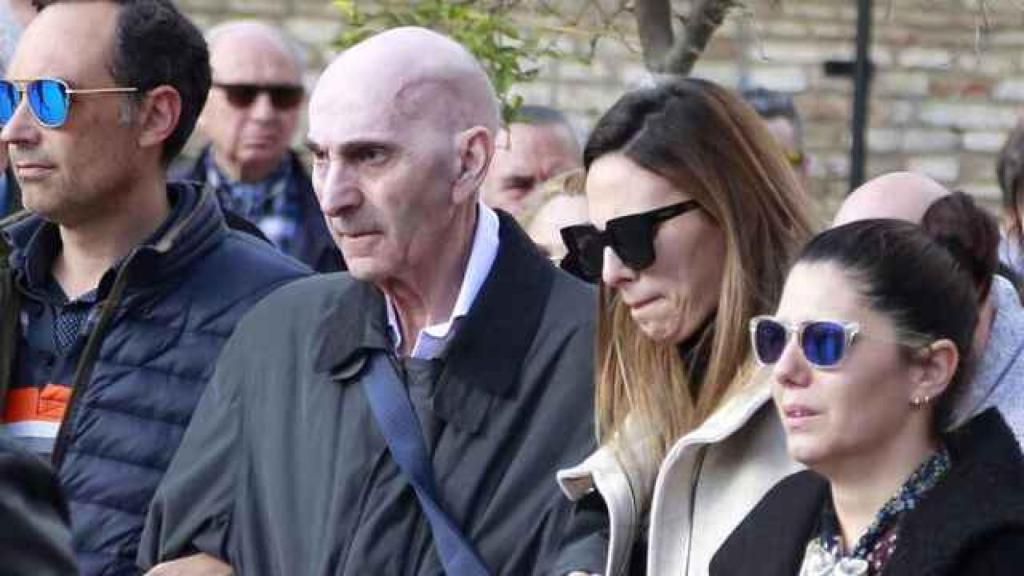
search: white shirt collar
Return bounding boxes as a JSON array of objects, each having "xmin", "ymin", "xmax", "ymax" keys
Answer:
[{"xmin": 385, "ymin": 202, "xmax": 500, "ymax": 359}]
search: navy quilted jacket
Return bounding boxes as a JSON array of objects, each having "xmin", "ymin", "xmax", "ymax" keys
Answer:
[{"xmin": 0, "ymin": 183, "xmax": 310, "ymax": 575}]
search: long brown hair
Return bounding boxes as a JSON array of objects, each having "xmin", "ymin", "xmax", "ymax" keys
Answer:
[{"xmin": 585, "ymin": 78, "xmax": 815, "ymax": 459}]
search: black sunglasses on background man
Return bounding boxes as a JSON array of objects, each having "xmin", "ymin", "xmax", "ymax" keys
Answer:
[{"xmin": 213, "ymin": 82, "xmax": 304, "ymax": 109}]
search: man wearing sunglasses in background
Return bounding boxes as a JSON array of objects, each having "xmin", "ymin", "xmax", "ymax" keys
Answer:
[
  {"xmin": 0, "ymin": 1, "xmax": 309, "ymax": 574},
  {"xmin": 172, "ymin": 20, "xmax": 342, "ymax": 273}
]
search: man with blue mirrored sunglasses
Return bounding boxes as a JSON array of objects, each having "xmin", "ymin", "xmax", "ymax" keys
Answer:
[
  {"xmin": 0, "ymin": 2, "xmax": 310, "ymax": 575},
  {"xmin": 0, "ymin": 77, "xmax": 138, "ymax": 128}
]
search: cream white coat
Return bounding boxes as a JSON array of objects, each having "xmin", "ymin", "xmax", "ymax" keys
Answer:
[{"xmin": 558, "ymin": 368, "xmax": 801, "ymax": 576}]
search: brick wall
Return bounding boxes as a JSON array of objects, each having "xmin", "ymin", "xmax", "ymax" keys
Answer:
[{"xmin": 179, "ymin": 0, "xmax": 1024, "ymax": 213}]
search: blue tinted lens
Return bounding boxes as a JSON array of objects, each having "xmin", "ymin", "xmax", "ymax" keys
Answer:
[
  {"xmin": 802, "ymin": 322, "xmax": 847, "ymax": 367},
  {"xmin": 754, "ymin": 319, "xmax": 788, "ymax": 364},
  {"xmin": 28, "ymin": 79, "xmax": 69, "ymax": 127},
  {"xmin": 0, "ymin": 81, "xmax": 18, "ymax": 124}
]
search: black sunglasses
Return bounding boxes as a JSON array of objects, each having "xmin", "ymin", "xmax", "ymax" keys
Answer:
[
  {"xmin": 560, "ymin": 200, "xmax": 700, "ymax": 282},
  {"xmin": 214, "ymin": 82, "xmax": 304, "ymax": 109}
]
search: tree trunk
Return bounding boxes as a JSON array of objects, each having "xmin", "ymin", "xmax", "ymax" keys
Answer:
[{"xmin": 634, "ymin": 0, "xmax": 741, "ymax": 76}]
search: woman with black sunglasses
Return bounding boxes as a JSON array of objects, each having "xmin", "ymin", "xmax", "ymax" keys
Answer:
[
  {"xmin": 712, "ymin": 219, "xmax": 1024, "ymax": 576},
  {"xmin": 555, "ymin": 78, "xmax": 814, "ymax": 576}
]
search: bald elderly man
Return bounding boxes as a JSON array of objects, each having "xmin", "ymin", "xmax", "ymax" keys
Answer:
[
  {"xmin": 173, "ymin": 21, "xmax": 341, "ymax": 272},
  {"xmin": 140, "ymin": 27, "xmax": 596, "ymax": 575},
  {"xmin": 834, "ymin": 171, "xmax": 1024, "ymax": 445}
]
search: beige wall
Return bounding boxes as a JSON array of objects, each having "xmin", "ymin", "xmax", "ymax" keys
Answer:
[{"xmin": 179, "ymin": 0, "xmax": 1024, "ymax": 214}]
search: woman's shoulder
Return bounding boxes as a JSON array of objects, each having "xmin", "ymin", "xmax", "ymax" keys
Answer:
[
  {"xmin": 946, "ymin": 528, "xmax": 1024, "ymax": 575},
  {"xmin": 887, "ymin": 411, "xmax": 1024, "ymax": 574}
]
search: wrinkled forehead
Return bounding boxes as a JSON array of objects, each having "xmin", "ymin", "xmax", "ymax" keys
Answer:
[
  {"xmin": 307, "ymin": 73, "xmax": 450, "ymax": 147},
  {"xmin": 308, "ymin": 80, "xmax": 396, "ymax": 144}
]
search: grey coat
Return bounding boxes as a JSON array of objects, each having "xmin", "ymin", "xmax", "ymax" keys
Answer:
[{"xmin": 138, "ymin": 213, "xmax": 598, "ymax": 575}]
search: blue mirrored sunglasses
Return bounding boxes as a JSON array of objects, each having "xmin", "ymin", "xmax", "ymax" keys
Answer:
[
  {"xmin": 749, "ymin": 315, "xmax": 860, "ymax": 369},
  {"xmin": 0, "ymin": 77, "xmax": 138, "ymax": 128}
]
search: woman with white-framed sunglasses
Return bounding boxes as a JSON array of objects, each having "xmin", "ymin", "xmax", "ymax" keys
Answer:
[{"xmin": 713, "ymin": 219, "xmax": 1024, "ymax": 576}]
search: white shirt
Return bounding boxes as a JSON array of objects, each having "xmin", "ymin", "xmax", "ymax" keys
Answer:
[{"xmin": 385, "ymin": 202, "xmax": 500, "ymax": 359}]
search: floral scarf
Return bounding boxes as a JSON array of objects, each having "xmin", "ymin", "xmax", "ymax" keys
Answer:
[{"xmin": 799, "ymin": 448, "xmax": 951, "ymax": 576}]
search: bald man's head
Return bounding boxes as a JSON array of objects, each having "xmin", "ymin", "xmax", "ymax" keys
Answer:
[
  {"xmin": 315, "ymin": 27, "xmax": 500, "ymax": 135},
  {"xmin": 307, "ymin": 27, "xmax": 500, "ymax": 282},
  {"xmin": 833, "ymin": 171, "xmax": 951, "ymax": 226}
]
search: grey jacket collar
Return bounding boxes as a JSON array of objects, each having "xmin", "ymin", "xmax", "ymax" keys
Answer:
[{"xmin": 312, "ymin": 210, "xmax": 555, "ymax": 434}]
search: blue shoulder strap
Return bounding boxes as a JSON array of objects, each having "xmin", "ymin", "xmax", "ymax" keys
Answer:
[{"xmin": 361, "ymin": 352, "xmax": 492, "ymax": 576}]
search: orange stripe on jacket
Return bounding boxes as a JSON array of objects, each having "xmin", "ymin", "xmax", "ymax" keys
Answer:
[{"xmin": 4, "ymin": 384, "xmax": 71, "ymax": 423}]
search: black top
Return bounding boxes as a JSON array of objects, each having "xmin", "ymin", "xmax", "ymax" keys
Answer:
[
  {"xmin": 139, "ymin": 212, "xmax": 599, "ymax": 575},
  {"xmin": 711, "ymin": 409, "xmax": 1024, "ymax": 576}
]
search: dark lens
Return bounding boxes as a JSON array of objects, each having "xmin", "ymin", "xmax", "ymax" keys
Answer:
[
  {"xmin": 222, "ymin": 85, "xmax": 258, "ymax": 108},
  {"xmin": 608, "ymin": 214, "xmax": 656, "ymax": 271},
  {"xmin": 0, "ymin": 81, "xmax": 18, "ymax": 125},
  {"xmin": 753, "ymin": 319, "xmax": 788, "ymax": 365},
  {"xmin": 802, "ymin": 322, "xmax": 847, "ymax": 367},
  {"xmin": 561, "ymin": 225, "xmax": 604, "ymax": 281},
  {"xmin": 269, "ymin": 86, "xmax": 304, "ymax": 109},
  {"xmin": 28, "ymin": 79, "xmax": 69, "ymax": 127}
]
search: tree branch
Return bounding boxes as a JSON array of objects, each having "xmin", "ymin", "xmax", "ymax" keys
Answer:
[
  {"xmin": 662, "ymin": 0, "xmax": 740, "ymax": 75},
  {"xmin": 634, "ymin": 0, "xmax": 675, "ymax": 71}
]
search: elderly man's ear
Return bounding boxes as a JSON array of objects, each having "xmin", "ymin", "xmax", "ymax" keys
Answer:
[{"xmin": 452, "ymin": 126, "xmax": 493, "ymax": 205}]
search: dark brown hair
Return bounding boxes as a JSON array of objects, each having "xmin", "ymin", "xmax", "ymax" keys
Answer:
[{"xmin": 921, "ymin": 191, "xmax": 1000, "ymax": 303}]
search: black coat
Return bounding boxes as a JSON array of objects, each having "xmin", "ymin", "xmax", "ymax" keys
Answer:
[
  {"xmin": 711, "ymin": 409, "xmax": 1024, "ymax": 576},
  {"xmin": 139, "ymin": 212, "xmax": 598, "ymax": 575},
  {"xmin": 0, "ymin": 433, "xmax": 77, "ymax": 575}
]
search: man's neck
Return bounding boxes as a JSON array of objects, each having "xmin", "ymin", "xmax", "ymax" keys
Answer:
[
  {"xmin": 824, "ymin": 429, "xmax": 937, "ymax": 551},
  {"xmin": 53, "ymin": 176, "xmax": 171, "ymax": 300},
  {"xmin": 213, "ymin": 149, "xmax": 281, "ymax": 183},
  {"xmin": 383, "ymin": 206, "xmax": 479, "ymax": 356}
]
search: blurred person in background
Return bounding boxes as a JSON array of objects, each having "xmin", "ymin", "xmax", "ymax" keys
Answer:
[
  {"xmin": 834, "ymin": 174, "xmax": 1024, "ymax": 446},
  {"xmin": 516, "ymin": 167, "xmax": 588, "ymax": 260},
  {"xmin": 742, "ymin": 86, "xmax": 809, "ymax": 189},
  {"xmin": 713, "ymin": 219, "xmax": 1024, "ymax": 575},
  {"xmin": 482, "ymin": 104, "xmax": 582, "ymax": 219},
  {"xmin": 0, "ymin": 0, "xmax": 23, "ymax": 216},
  {"xmin": 173, "ymin": 20, "xmax": 342, "ymax": 272},
  {"xmin": 556, "ymin": 78, "xmax": 814, "ymax": 576},
  {"xmin": 996, "ymin": 124, "xmax": 1024, "ymax": 277}
]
